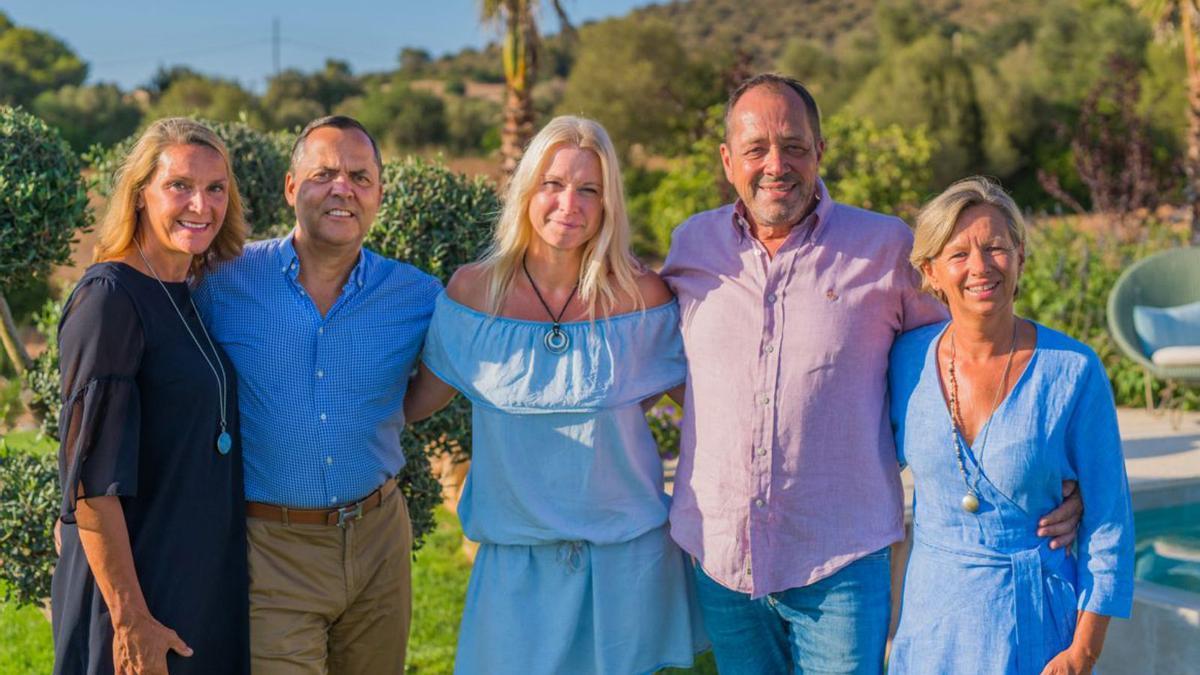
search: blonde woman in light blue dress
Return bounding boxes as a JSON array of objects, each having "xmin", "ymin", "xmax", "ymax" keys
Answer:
[
  {"xmin": 888, "ymin": 177, "xmax": 1134, "ymax": 674},
  {"xmin": 403, "ymin": 116, "xmax": 708, "ymax": 674}
]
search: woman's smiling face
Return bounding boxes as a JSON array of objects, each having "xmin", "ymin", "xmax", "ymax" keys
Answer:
[
  {"xmin": 527, "ymin": 145, "xmax": 605, "ymax": 253},
  {"xmin": 923, "ymin": 204, "xmax": 1024, "ymax": 320}
]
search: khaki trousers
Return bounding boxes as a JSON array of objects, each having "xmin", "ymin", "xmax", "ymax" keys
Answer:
[{"xmin": 247, "ymin": 487, "xmax": 412, "ymax": 675}]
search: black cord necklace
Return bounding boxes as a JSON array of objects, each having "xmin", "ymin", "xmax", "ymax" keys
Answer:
[{"xmin": 522, "ymin": 253, "xmax": 579, "ymax": 354}]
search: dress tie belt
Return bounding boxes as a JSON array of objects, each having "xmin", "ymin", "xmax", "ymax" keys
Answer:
[{"xmin": 914, "ymin": 532, "xmax": 1074, "ymax": 673}]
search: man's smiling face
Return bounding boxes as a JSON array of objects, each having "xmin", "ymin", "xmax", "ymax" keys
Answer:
[
  {"xmin": 720, "ymin": 84, "xmax": 824, "ymax": 230},
  {"xmin": 285, "ymin": 125, "xmax": 382, "ymax": 249}
]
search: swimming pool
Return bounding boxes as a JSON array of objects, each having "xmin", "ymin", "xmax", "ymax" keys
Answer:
[
  {"xmin": 1135, "ymin": 500, "xmax": 1200, "ymax": 594},
  {"xmin": 1137, "ymin": 497, "xmax": 1200, "ymax": 590}
]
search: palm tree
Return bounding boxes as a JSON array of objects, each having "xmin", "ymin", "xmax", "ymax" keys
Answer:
[
  {"xmin": 1134, "ymin": 0, "xmax": 1200, "ymax": 241},
  {"xmin": 480, "ymin": 0, "xmax": 573, "ymax": 175}
]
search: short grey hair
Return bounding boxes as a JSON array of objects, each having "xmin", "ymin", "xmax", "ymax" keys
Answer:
[{"xmin": 911, "ymin": 176, "xmax": 1026, "ymax": 298}]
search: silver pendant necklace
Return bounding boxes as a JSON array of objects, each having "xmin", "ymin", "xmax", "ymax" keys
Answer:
[
  {"xmin": 522, "ymin": 253, "xmax": 578, "ymax": 355},
  {"xmin": 135, "ymin": 242, "xmax": 232, "ymax": 455},
  {"xmin": 946, "ymin": 321, "xmax": 1017, "ymax": 513}
]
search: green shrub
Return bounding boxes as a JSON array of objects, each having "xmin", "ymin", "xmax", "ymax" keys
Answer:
[
  {"xmin": 87, "ymin": 119, "xmax": 294, "ymax": 236},
  {"xmin": 0, "ymin": 106, "xmax": 90, "ymax": 292},
  {"xmin": 367, "ymin": 156, "xmax": 499, "ymax": 280},
  {"xmin": 627, "ymin": 105, "xmax": 727, "ymax": 260},
  {"xmin": 31, "ymin": 84, "xmax": 142, "ymax": 153},
  {"xmin": 0, "ymin": 442, "xmax": 58, "ymax": 607},
  {"xmin": 24, "ymin": 298, "xmax": 61, "ymax": 439},
  {"xmin": 821, "ymin": 114, "xmax": 936, "ymax": 221},
  {"xmin": 1016, "ymin": 219, "xmax": 1197, "ymax": 409},
  {"xmin": 370, "ymin": 156, "xmax": 498, "ymax": 548}
]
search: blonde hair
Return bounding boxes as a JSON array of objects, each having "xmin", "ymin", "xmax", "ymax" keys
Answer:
[
  {"xmin": 480, "ymin": 115, "xmax": 643, "ymax": 318},
  {"xmin": 911, "ymin": 176, "xmax": 1027, "ymax": 298},
  {"xmin": 95, "ymin": 118, "xmax": 247, "ymax": 277}
]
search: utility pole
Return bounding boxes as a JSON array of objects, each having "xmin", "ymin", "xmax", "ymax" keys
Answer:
[{"xmin": 272, "ymin": 17, "xmax": 280, "ymax": 76}]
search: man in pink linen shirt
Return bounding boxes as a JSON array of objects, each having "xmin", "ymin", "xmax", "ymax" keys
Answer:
[{"xmin": 660, "ymin": 73, "xmax": 1081, "ymax": 674}]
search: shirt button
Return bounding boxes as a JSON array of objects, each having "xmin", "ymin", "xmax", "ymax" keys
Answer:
[
  {"xmin": 746, "ymin": 565, "xmax": 752, "ymax": 576},
  {"xmin": 755, "ymin": 498, "xmax": 765, "ymax": 508},
  {"xmin": 316, "ymin": 369, "xmax": 324, "ymax": 379},
  {"xmin": 320, "ymin": 413, "xmax": 327, "ymax": 421},
  {"xmin": 767, "ymin": 293, "xmax": 777, "ymax": 303},
  {"xmin": 318, "ymin": 327, "xmax": 324, "ymax": 335},
  {"xmin": 330, "ymin": 496, "xmax": 337, "ymax": 504},
  {"xmin": 826, "ymin": 289, "xmax": 839, "ymax": 300},
  {"xmin": 326, "ymin": 456, "xmax": 333, "ymax": 465},
  {"xmin": 757, "ymin": 447, "xmax": 767, "ymax": 457},
  {"xmin": 761, "ymin": 395, "xmax": 770, "ymax": 405},
  {"xmin": 765, "ymin": 344, "xmax": 775, "ymax": 354}
]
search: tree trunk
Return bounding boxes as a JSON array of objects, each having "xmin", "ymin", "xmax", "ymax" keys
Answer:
[
  {"xmin": 1181, "ymin": 1, "xmax": 1200, "ymax": 242},
  {"xmin": 500, "ymin": 87, "xmax": 536, "ymax": 176},
  {"xmin": 499, "ymin": 2, "xmax": 538, "ymax": 177},
  {"xmin": 0, "ymin": 292, "xmax": 31, "ymax": 376}
]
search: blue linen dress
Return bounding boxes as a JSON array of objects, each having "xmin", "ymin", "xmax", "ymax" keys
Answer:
[
  {"xmin": 888, "ymin": 320, "xmax": 1134, "ymax": 674},
  {"xmin": 422, "ymin": 293, "xmax": 709, "ymax": 675}
]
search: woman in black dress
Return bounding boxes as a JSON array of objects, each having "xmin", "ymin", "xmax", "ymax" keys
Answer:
[{"xmin": 51, "ymin": 118, "xmax": 250, "ymax": 674}]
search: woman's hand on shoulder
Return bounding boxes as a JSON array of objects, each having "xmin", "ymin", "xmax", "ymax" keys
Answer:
[
  {"xmin": 446, "ymin": 263, "xmax": 489, "ymax": 312},
  {"xmin": 635, "ymin": 269, "xmax": 674, "ymax": 309}
]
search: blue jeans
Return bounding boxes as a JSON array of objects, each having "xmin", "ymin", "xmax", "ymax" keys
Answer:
[{"xmin": 693, "ymin": 548, "xmax": 891, "ymax": 675}]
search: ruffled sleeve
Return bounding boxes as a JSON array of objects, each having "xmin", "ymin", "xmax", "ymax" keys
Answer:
[{"xmin": 56, "ymin": 274, "xmax": 144, "ymax": 524}]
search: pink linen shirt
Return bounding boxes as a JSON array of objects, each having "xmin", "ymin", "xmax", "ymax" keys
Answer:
[{"xmin": 661, "ymin": 179, "xmax": 946, "ymax": 598}]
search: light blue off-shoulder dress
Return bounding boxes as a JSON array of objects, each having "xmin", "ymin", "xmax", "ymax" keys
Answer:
[
  {"xmin": 422, "ymin": 293, "xmax": 709, "ymax": 675},
  {"xmin": 888, "ymin": 320, "xmax": 1134, "ymax": 674}
]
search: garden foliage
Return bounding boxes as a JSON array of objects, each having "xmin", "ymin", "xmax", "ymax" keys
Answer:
[
  {"xmin": 0, "ymin": 442, "xmax": 57, "ymax": 606},
  {"xmin": 0, "ymin": 106, "xmax": 90, "ymax": 292}
]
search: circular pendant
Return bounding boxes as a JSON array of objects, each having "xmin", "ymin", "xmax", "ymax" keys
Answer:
[
  {"xmin": 544, "ymin": 327, "xmax": 570, "ymax": 354},
  {"xmin": 217, "ymin": 431, "xmax": 232, "ymax": 455},
  {"xmin": 961, "ymin": 492, "xmax": 980, "ymax": 513}
]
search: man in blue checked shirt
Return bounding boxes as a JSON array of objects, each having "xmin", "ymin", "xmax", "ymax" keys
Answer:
[{"xmin": 195, "ymin": 115, "xmax": 441, "ymax": 674}]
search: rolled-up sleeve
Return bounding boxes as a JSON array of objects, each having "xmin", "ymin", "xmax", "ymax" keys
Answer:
[
  {"xmin": 1066, "ymin": 355, "xmax": 1135, "ymax": 617},
  {"xmin": 57, "ymin": 277, "xmax": 144, "ymax": 523}
]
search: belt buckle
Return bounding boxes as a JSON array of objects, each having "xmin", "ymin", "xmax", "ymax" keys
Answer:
[{"xmin": 335, "ymin": 501, "xmax": 364, "ymax": 528}]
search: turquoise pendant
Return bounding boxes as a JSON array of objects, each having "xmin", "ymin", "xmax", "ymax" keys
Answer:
[{"xmin": 217, "ymin": 431, "xmax": 232, "ymax": 455}]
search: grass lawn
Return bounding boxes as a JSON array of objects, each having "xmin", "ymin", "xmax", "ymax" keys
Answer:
[{"xmin": 0, "ymin": 583, "xmax": 53, "ymax": 675}]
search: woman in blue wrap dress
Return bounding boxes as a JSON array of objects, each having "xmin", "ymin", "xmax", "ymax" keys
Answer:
[
  {"xmin": 403, "ymin": 116, "xmax": 708, "ymax": 674},
  {"xmin": 888, "ymin": 177, "xmax": 1134, "ymax": 674}
]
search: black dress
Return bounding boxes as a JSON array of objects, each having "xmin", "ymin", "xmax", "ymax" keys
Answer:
[{"xmin": 50, "ymin": 263, "xmax": 249, "ymax": 675}]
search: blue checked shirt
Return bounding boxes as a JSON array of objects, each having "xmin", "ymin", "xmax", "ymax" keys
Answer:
[{"xmin": 194, "ymin": 234, "xmax": 441, "ymax": 508}]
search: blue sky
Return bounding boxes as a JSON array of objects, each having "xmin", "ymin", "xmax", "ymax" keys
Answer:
[{"xmin": 3, "ymin": 0, "xmax": 660, "ymax": 92}]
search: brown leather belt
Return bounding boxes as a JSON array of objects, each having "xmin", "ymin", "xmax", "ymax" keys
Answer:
[{"xmin": 246, "ymin": 479, "xmax": 397, "ymax": 528}]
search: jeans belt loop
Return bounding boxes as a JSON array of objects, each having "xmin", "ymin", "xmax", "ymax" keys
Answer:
[{"xmin": 280, "ymin": 505, "xmax": 289, "ymax": 527}]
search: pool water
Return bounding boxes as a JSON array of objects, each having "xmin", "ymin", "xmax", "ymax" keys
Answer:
[{"xmin": 1134, "ymin": 501, "xmax": 1200, "ymax": 594}]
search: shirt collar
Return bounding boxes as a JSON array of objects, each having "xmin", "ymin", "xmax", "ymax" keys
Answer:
[
  {"xmin": 731, "ymin": 177, "xmax": 834, "ymax": 244},
  {"xmin": 275, "ymin": 230, "xmax": 368, "ymax": 288}
]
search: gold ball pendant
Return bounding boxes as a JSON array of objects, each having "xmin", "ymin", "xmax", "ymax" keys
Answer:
[{"xmin": 961, "ymin": 493, "xmax": 980, "ymax": 513}]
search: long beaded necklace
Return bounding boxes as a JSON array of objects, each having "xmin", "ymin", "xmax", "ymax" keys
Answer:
[
  {"xmin": 947, "ymin": 321, "xmax": 1017, "ymax": 513},
  {"xmin": 522, "ymin": 253, "xmax": 579, "ymax": 354},
  {"xmin": 135, "ymin": 241, "xmax": 232, "ymax": 455}
]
